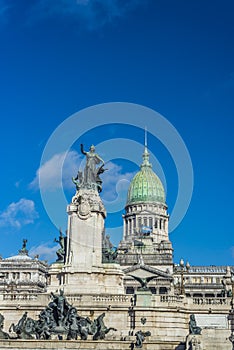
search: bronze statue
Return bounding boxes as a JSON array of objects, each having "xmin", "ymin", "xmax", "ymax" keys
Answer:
[
  {"xmin": 9, "ymin": 312, "xmax": 36, "ymax": 339},
  {"xmin": 6, "ymin": 290, "xmax": 117, "ymax": 340},
  {"xmin": 50, "ymin": 290, "xmax": 70, "ymax": 327},
  {"xmin": 92, "ymin": 312, "xmax": 117, "ymax": 340},
  {"xmin": 18, "ymin": 239, "xmax": 28, "ymax": 255},
  {"xmin": 0, "ymin": 314, "xmax": 9, "ymax": 339},
  {"xmin": 102, "ymin": 233, "xmax": 118, "ymax": 263},
  {"xmin": 54, "ymin": 229, "xmax": 66, "ymax": 263},
  {"xmin": 81, "ymin": 144, "xmax": 105, "ymax": 185},
  {"xmin": 189, "ymin": 314, "xmax": 202, "ymax": 335},
  {"xmin": 72, "ymin": 144, "xmax": 106, "ymax": 193},
  {"xmin": 135, "ymin": 330, "xmax": 151, "ymax": 348},
  {"xmin": 128, "ymin": 274, "xmax": 158, "ymax": 291}
]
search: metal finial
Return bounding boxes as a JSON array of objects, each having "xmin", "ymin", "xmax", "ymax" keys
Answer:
[{"xmin": 144, "ymin": 126, "xmax": 147, "ymax": 148}]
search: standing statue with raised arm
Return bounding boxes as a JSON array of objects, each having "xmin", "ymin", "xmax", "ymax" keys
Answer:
[{"xmin": 80, "ymin": 144, "xmax": 105, "ymax": 188}]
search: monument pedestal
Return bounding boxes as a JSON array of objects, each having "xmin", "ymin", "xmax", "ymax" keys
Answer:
[
  {"xmin": 101, "ymin": 263, "xmax": 124, "ymax": 294},
  {"xmin": 48, "ymin": 186, "xmax": 124, "ymax": 295},
  {"xmin": 135, "ymin": 290, "xmax": 152, "ymax": 307}
]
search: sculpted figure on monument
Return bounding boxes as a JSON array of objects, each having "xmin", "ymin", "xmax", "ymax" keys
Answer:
[
  {"xmin": 81, "ymin": 144, "xmax": 104, "ymax": 183},
  {"xmin": 102, "ymin": 232, "xmax": 118, "ymax": 263},
  {"xmin": 35, "ymin": 307, "xmax": 56, "ymax": 339},
  {"xmin": 189, "ymin": 314, "xmax": 202, "ymax": 335},
  {"xmin": 4, "ymin": 290, "xmax": 117, "ymax": 341},
  {"xmin": 66, "ymin": 306, "xmax": 96, "ymax": 340},
  {"xmin": 9, "ymin": 312, "xmax": 36, "ymax": 339},
  {"xmin": 72, "ymin": 171, "xmax": 83, "ymax": 191},
  {"xmin": 50, "ymin": 289, "xmax": 71, "ymax": 327},
  {"xmin": 135, "ymin": 330, "xmax": 151, "ymax": 348},
  {"xmin": 54, "ymin": 229, "xmax": 67, "ymax": 263},
  {"xmin": 0, "ymin": 314, "xmax": 9, "ymax": 339},
  {"xmin": 19, "ymin": 239, "xmax": 28, "ymax": 255},
  {"xmin": 79, "ymin": 144, "xmax": 106, "ymax": 192},
  {"xmin": 128, "ymin": 274, "xmax": 158, "ymax": 291},
  {"xmin": 92, "ymin": 312, "xmax": 117, "ymax": 340}
]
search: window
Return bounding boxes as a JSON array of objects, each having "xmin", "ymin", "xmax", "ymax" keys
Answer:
[
  {"xmin": 159, "ymin": 287, "xmax": 168, "ymax": 294},
  {"xmin": 149, "ymin": 287, "xmax": 156, "ymax": 294},
  {"xmin": 149, "ymin": 217, "xmax": 153, "ymax": 229},
  {"xmin": 138, "ymin": 218, "xmax": 142, "ymax": 228},
  {"xmin": 126, "ymin": 287, "xmax": 134, "ymax": 294}
]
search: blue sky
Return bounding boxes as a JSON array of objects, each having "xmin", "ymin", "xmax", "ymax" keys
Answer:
[{"xmin": 0, "ymin": 0, "xmax": 233, "ymax": 266}]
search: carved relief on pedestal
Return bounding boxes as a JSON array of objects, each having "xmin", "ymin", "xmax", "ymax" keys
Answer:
[
  {"xmin": 77, "ymin": 198, "xmax": 91, "ymax": 220},
  {"xmin": 71, "ymin": 189, "xmax": 106, "ymax": 219}
]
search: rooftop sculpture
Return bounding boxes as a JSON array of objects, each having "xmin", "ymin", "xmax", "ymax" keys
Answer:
[{"xmin": 128, "ymin": 274, "xmax": 158, "ymax": 291}]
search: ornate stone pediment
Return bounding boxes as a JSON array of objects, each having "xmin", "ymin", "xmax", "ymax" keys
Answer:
[{"xmin": 123, "ymin": 264, "xmax": 173, "ymax": 280}]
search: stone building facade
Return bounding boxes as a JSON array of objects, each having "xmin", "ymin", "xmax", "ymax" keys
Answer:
[{"xmin": 0, "ymin": 143, "xmax": 233, "ymax": 350}]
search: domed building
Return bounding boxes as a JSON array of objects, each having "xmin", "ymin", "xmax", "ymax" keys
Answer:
[
  {"xmin": 0, "ymin": 240, "xmax": 48, "ymax": 297},
  {"xmin": 118, "ymin": 144, "xmax": 174, "ymax": 295},
  {"xmin": 0, "ymin": 142, "xmax": 233, "ymax": 350}
]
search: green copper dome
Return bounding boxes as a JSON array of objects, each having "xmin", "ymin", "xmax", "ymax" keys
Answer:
[{"xmin": 127, "ymin": 147, "xmax": 165, "ymax": 205}]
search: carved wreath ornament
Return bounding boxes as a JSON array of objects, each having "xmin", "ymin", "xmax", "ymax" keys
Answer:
[{"xmin": 78, "ymin": 200, "xmax": 91, "ymax": 219}]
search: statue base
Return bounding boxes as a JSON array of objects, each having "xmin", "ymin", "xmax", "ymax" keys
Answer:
[{"xmin": 135, "ymin": 290, "xmax": 152, "ymax": 307}]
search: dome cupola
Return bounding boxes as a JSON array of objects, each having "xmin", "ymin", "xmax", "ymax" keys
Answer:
[{"xmin": 127, "ymin": 146, "xmax": 165, "ymax": 205}]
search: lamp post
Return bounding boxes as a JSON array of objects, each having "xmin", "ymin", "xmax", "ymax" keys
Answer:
[{"xmin": 179, "ymin": 259, "xmax": 190, "ymax": 295}]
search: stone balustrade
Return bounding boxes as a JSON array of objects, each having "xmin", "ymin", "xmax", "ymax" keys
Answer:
[
  {"xmin": 92, "ymin": 294, "xmax": 130, "ymax": 304},
  {"xmin": 3, "ymin": 294, "xmax": 38, "ymax": 301},
  {"xmin": 0, "ymin": 292, "xmax": 231, "ymax": 312},
  {"xmin": 159, "ymin": 295, "xmax": 184, "ymax": 303},
  {"xmin": 192, "ymin": 297, "xmax": 228, "ymax": 305}
]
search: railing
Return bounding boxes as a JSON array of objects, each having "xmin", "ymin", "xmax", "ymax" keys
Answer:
[
  {"xmin": 66, "ymin": 294, "xmax": 82, "ymax": 302},
  {"xmin": 159, "ymin": 295, "xmax": 184, "ymax": 303},
  {"xmin": 3, "ymin": 294, "xmax": 38, "ymax": 301},
  {"xmin": 92, "ymin": 295, "xmax": 130, "ymax": 303},
  {"xmin": 192, "ymin": 297, "xmax": 228, "ymax": 305}
]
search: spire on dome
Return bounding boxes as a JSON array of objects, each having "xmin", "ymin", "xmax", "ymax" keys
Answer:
[
  {"xmin": 145, "ymin": 126, "xmax": 147, "ymax": 148},
  {"xmin": 141, "ymin": 127, "xmax": 151, "ymax": 168}
]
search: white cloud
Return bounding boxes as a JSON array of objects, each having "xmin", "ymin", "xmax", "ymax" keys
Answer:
[
  {"xmin": 30, "ymin": 150, "xmax": 81, "ymax": 192},
  {"xmin": 29, "ymin": 242, "xmax": 58, "ymax": 262},
  {"xmin": 101, "ymin": 161, "xmax": 136, "ymax": 213},
  {"xmin": 0, "ymin": 198, "xmax": 39, "ymax": 229},
  {"xmin": 30, "ymin": 154, "xmax": 135, "ymax": 213},
  {"xmin": 102, "ymin": 161, "xmax": 135, "ymax": 201}
]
